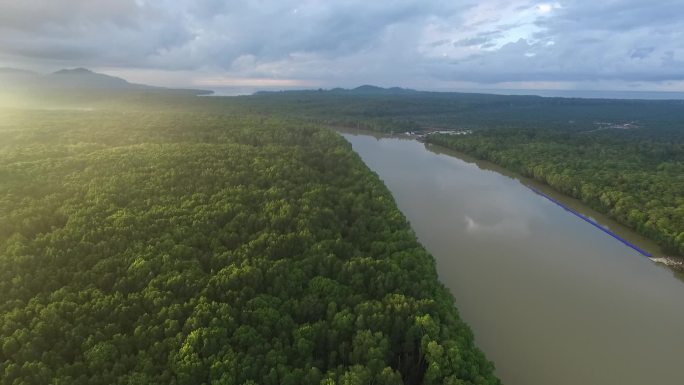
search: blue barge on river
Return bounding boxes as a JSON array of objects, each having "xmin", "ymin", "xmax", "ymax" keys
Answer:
[{"xmin": 526, "ymin": 185, "xmax": 653, "ymax": 258}]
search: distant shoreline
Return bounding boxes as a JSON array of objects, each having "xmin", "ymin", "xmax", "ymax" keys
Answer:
[{"xmin": 204, "ymin": 86, "xmax": 684, "ymax": 100}]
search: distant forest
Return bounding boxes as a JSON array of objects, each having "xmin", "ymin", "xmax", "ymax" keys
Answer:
[
  {"xmin": 234, "ymin": 86, "xmax": 684, "ymax": 137},
  {"xmin": 234, "ymin": 88, "xmax": 684, "ymax": 257},
  {"xmin": 428, "ymin": 129, "xmax": 683, "ymax": 257}
]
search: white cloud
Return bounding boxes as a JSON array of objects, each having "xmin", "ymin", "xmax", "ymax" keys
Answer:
[{"xmin": 536, "ymin": 3, "xmax": 562, "ymax": 14}]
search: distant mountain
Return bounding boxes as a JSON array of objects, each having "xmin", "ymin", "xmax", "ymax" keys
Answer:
[
  {"xmin": 52, "ymin": 68, "xmax": 96, "ymax": 75},
  {"xmin": 352, "ymin": 85, "xmax": 386, "ymax": 93},
  {"xmin": 0, "ymin": 67, "xmax": 211, "ymax": 95},
  {"xmin": 46, "ymin": 68, "xmax": 156, "ymax": 90},
  {"xmin": 350, "ymin": 85, "xmax": 417, "ymax": 94}
]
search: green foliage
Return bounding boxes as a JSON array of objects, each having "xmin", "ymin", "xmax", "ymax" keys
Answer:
[
  {"xmin": 228, "ymin": 89, "xmax": 683, "ymax": 257},
  {"xmin": 228, "ymin": 89, "xmax": 684, "ymax": 134},
  {"xmin": 0, "ymin": 106, "xmax": 498, "ymax": 384},
  {"xmin": 428, "ymin": 128, "xmax": 684, "ymax": 256}
]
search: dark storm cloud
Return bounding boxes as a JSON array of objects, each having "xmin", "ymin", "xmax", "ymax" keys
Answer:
[{"xmin": 0, "ymin": 0, "xmax": 682, "ymax": 89}]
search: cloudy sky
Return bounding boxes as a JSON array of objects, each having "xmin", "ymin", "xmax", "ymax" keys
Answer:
[{"xmin": 1, "ymin": 0, "xmax": 683, "ymax": 92}]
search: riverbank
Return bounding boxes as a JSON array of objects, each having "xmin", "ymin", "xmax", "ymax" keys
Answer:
[
  {"xmin": 426, "ymin": 137, "xmax": 684, "ymax": 274},
  {"xmin": 335, "ymin": 126, "xmax": 684, "ymax": 274},
  {"xmin": 650, "ymin": 257, "xmax": 684, "ymax": 268},
  {"xmin": 342, "ymin": 131, "xmax": 684, "ymax": 385},
  {"xmin": 423, "ymin": 131, "xmax": 683, "ymax": 269}
]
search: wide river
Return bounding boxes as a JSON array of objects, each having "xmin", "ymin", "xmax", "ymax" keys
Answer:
[{"xmin": 341, "ymin": 131, "xmax": 684, "ymax": 385}]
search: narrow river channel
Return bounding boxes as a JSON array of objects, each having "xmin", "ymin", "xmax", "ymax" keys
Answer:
[{"xmin": 341, "ymin": 130, "xmax": 684, "ymax": 385}]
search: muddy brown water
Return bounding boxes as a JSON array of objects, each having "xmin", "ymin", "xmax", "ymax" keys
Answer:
[{"xmin": 341, "ymin": 130, "xmax": 684, "ymax": 385}]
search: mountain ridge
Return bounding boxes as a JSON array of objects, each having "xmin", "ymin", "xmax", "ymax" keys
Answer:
[{"xmin": 0, "ymin": 67, "xmax": 211, "ymax": 95}]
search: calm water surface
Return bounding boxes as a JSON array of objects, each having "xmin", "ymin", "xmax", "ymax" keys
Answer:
[{"xmin": 342, "ymin": 131, "xmax": 684, "ymax": 385}]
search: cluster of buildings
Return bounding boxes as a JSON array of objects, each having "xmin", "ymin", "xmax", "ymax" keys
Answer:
[{"xmin": 403, "ymin": 129, "xmax": 473, "ymax": 138}]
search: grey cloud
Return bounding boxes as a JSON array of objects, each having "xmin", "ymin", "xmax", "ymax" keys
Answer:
[
  {"xmin": 548, "ymin": 0, "xmax": 684, "ymax": 32},
  {"xmin": 430, "ymin": 39, "xmax": 452, "ymax": 48},
  {"xmin": 189, "ymin": 1, "xmax": 464, "ymax": 62},
  {"xmin": 431, "ymin": 0, "xmax": 684, "ymax": 84},
  {"xmin": 630, "ymin": 47, "xmax": 654, "ymax": 59},
  {"xmin": 454, "ymin": 30, "xmax": 503, "ymax": 47},
  {"xmin": 0, "ymin": 0, "xmax": 145, "ymax": 33},
  {"xmin": 0, "ymin": 0, "xmax": 195, "ymax": 68},
  {"xmin": 453, "ymin": 36, "xmax": 488, "ymax": 47},
  {"xmin": 0, "ymin": 0, "xmax": 683, "ymax": 89}
]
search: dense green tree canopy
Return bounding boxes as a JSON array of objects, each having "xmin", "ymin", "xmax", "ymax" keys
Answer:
[
  {"xmin": 0, "ymin": 107, "xmax": 498, "ymax": 385},
  {"xmin": 226, "ymin": 88, "xmax": 683, "ymax": 259}
]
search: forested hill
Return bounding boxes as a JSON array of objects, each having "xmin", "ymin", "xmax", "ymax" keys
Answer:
[
  {"xmin": 0, "ymin": 67, "xmax": 211, "ymax": 108},
  {"xmin": 0, "ymin": 106, "xmax": 498, "ymax": 384}
]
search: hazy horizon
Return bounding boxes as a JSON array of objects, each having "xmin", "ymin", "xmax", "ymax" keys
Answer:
[
  {"xmin": 4, "ymin": 64, "xmax": 684, "ymax": 101},
  {"xmin": 2, "ymin": 1, "xmax": 683, "ymax": 95},
  {"xmin": 208, "ymin": 85, "xmax": 684, "ymax": 100}
]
